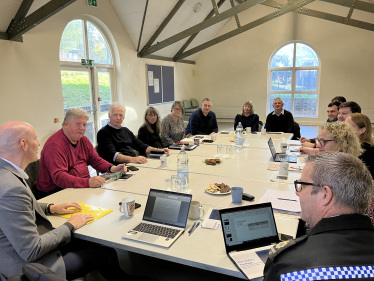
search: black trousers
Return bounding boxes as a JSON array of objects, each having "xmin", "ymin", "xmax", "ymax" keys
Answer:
[{"xmin": 60, "ymin": 238, "xmax": 128, "ymax": 281}]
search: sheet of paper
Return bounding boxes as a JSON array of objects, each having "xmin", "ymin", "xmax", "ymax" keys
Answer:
[
  {"xmin": 202, "ymin": 208, "xmax": 221, "ymax": 230},
  {"xmin": 267, "ymin": 163, "xmax": 304, "ymax": 171},
  {"xmin": 154, "ymin": 79, "xmax": 159, "ymax": 93},
  {"xmin": 148, "ymin": 71, "xmax": 154, "ymax": 86},
  {"xmin": 230, "ymin": 250, "xmax": 266, "ymax": 279},
  {"xmin": 258, "ymin": 189, "xmax": 301, "ymax": 215},
  {"xmin": 286, "ymin": 140, "xmax": 302, "ymax": 146}
]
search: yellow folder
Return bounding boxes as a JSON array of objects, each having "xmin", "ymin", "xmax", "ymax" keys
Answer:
[{"xmin": 54, "ymin": 202, "xmax": 113, "ymax": 224}]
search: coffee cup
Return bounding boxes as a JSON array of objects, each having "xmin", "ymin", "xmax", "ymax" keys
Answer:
[
  {"xmin": 231, "ymin": 187, "xmax": 243, "ymax": 204},
  {"xmin": 119, "ymin": 196, "xmax": 135, "ymax": 217},
  {"xmin": 279, "ymin": 162, "xmax": 289, "ymax": 176},
  {"xmin": 188, "ymin": 201, "xmax": 205, "ymax": 220},
  {"xmin": 261, "ymin": 128, "xmax": 266, "ymax": 135},
  {"xmin": 160, "ymin": 154, "xmax": 169, "ymax": 167},
  {"xmin": 246, "ymin": 127, "xmax": 251, "ymax": 134},
  {"xmin": 211, "ymin": 134, "xmax": 217, "ymax": 141},
  {"xmin": 280, "ymin": 143, "xmax": 288, "ymax": 153}
]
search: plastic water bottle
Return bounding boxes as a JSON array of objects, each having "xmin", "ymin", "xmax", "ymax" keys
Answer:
[
  {"xmin": 177, "ymin": 145, "xmax": 189, "ymax": 185},
  {"xmin": 236, "ymin": 122, "xmax": 244, "ymax": 148}
]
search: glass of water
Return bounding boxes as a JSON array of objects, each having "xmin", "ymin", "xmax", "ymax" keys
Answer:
[
  {"xmin": 171, "ymin": 175, "xmax": 178, "ymax": 191},
  {"xmin": 165, "ymin": 178, "xmax": 172, "ymax": 191},
  {"xmin": 217, "ymin": 144, "xmax": 224, "ymax": 157},
  {"xmin": 243, "ymin": 135, "xmax": 248, "ymax": 147}
]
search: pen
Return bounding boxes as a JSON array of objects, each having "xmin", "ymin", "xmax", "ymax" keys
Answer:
[
  {"xmin": 189, "ymin": 222, "xmax": 200, "ymax": 236},
  {"xmin": 278, "ymin": 198, "xmax": 297, "ymax": 202},
  {"xmin": 188, "ymin": 222, "xmax": 196, "ymax": 234}
]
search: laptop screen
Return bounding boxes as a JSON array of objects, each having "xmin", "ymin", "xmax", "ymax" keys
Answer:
[
  {"xmin": 267, "ymin": 138, "xmax": 277, "ymax": 160},
  {"xmin": 143, "ymin": 189, "xmax": 192, "ymax": 228},
  {"xmin": 219, "ymin": 203, "xmax": 279, "ymax": 252}
]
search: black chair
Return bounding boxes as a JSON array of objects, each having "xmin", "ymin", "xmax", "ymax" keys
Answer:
[
  {"xmin": 291, "ymin": 122, "xmax": 301, "ymax": 140},
  {"xmin": 24, "ymin": 160, "xmax": 40, "ymax": 199},
  {"xmin": 7, "ymin": 263, "xmax": 66, "ymax": 281}
]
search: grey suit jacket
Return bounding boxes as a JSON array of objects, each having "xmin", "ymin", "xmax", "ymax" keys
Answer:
[{"xmin": 0, "ymin": 158, "xmax": 71, "ymax": 279}]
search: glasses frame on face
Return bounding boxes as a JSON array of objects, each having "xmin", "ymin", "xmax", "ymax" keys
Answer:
[
  {"xmin": 294, "ymin": 180, "xmax": 319, "ymax": 192},
  {"xmin": 147, "ymin": 114, "xmax": 157, "ymax": 118},
  {"xmin": 173, "ymin": 107, "xmax": 182, "ymax": 111},
  {"xmin": 315, "ymin": 138, "xmax": 333, "ymax": 147}
]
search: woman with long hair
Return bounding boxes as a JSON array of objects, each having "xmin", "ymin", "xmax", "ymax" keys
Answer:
[
  {"xmin": 138, "ymin": 107, "xmax": 163, "ymax": 149},
  {"xmin": 234, "ymin": 100, "xmax": 259, "ymax": 132}
]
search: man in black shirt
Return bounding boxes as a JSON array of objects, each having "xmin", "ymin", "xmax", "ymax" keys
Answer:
[
  {"xmin": 185, "ymin": 98, "xmax": 218, "ymax": 135},
  {"xmin": 265, "ymin": 97, "xmax": 294, "ymax": 133},
  {"xmin": 97, "ymin": 103, "xmax": 168, "ymax": 164},
  {"xmin": 263, "ymin": 152, "xmax": 374, "ymax": 281}
]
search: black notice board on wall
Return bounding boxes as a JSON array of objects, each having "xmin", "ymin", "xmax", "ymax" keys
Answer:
[{"xmin": 147, "ymin": 64, "xmax": 174, "ymax": 105}]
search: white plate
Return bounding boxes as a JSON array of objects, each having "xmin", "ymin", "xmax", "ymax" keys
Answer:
[
  {"xmin": 202, "ymin": 159, "xmax": 223, "ymax": 165},
  {"xmin": 205, "ymin": 189, "xmax": 231, "ymax": 195}
]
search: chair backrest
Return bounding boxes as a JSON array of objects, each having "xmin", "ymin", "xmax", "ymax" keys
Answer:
[
  {"xmin": 24, "ymin": 160, "xmax": 40, "ymax": 198},
  {"xmin": 292, "ymin": 122, "xmax": 301, "ymax": 140},
  {"xmin": 182, "ymin": 100, "xmax": 192, "ymax": 110},
  {"xmin": 190, "ymin": 98, "xmax": 199, "ymax": 108}
]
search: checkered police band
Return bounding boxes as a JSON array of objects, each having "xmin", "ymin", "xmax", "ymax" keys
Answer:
[{"xmin": 281, "ymin": 266, "xmax": 374, "ymax": 281}]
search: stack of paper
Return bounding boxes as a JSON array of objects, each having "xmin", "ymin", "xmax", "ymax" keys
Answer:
[
  {"xmin": 286, "ymin": 140, "xmax": 302, "ymax": 146},
  {"xmin": 258, "ymin": 189, "xmax": 301, "ymax": 216}
]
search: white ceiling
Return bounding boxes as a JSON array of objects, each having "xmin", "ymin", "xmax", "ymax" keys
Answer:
[{"xmin": 1, "ymin": 0, "xmax": 374, "ymax": 61}]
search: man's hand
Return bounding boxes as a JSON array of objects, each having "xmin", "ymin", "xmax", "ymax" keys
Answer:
[
  {"xmin": 299, "ymin": 147, "xmax": 319, "ymax": 155},
  {"xmin": 162, "ymin": 148, "xmax": 169, "ymax": 154},
  {"xmin": 50, "ymin": 202, "xmax": 82, "ymax": 215},
  {"xmin": 67, "ymin": 213, "xmax": 94, "ymax": 230},
  {"xmin": 111, "ymin": 164, "xmax": 127, "ymax": 173},
  {"xmin": 210, "ymin": 132, "xmax": 216, "ymax": 135},
  {"xmin": 89, "ymin": 176, "xmax": 105, "ymax": 187},
  {"xmin": 132, "ymin": 156, "xmax": 148, "ymax": 164},
  {"xmin": 300, "ymin": 137, "xmax": 310, "ymax": 143}
]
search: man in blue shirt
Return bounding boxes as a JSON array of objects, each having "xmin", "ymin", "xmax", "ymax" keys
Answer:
[{"xmin": 185, "ymin": 98, "xmax": 219, "ymax": 135}]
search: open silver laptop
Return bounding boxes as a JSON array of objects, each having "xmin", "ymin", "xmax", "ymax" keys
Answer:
[
  {"xmin": 268, "ymin": 138, "xmax": 297, "ymax": 163},
  {"xmin": 219, "ymin": 203, "xmax": 281, "ymax": 280},
  {"xmin": 122, "ymin": 189, "xmax": 192, "ymax": 248}
]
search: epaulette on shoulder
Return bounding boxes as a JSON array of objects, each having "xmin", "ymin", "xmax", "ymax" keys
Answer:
[{"xmin": 268, "ymin": 235, "xmax": 308, "ymax": 262}]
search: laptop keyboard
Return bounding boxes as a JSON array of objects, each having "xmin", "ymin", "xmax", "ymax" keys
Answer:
[
  {"xmin": 133, "ymin": 223, "xmax": 181, "ymax": 239},
  {"xmin": 277, "ymin": 154, "xmax": 289, "ymax": 161}
]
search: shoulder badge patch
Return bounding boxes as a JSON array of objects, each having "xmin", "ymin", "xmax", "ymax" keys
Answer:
[{"xmin": 268, "ymin": 235, "xmax": 308, "ymax": 262}]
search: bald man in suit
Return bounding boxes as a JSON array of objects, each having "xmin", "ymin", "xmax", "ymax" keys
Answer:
[{"xmin": 0, "ymin": 122, "xmax": 149, "ymax": 280}]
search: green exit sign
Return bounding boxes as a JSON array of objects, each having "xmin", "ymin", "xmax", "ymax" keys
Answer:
[{"xmin": 88, "ymin": 0, "xmax": 97, "ymax": 8}]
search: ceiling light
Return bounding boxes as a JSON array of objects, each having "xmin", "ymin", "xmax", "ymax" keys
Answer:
[{"xmin": 193, "ymin": 3, "xmax": 202, "ymax": 13}]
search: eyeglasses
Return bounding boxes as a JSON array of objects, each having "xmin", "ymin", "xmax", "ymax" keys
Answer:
[
  {"xmin": 294, "ymin": 180, "xmax": 318, "ymax": 192},
  {"xmin": 315, "ymin": 138, "xmax": 333, "ymax": 147},
  {"xmin": 147, "ymin": 114, "xmax": 157, "ymax": 117},
  {"xmin": 173, "ymin": 108, "xmax": 181, "ymax": 111}
]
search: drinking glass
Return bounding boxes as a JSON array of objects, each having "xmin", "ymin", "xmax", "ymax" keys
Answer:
[
  {"xmin": 230, "ymin": 145, "xmax": 236, "ymax": 158},
  {"xmin": 165, "ymin": 178, "xmax": 172, "ymax": 191},
  {"xmin": 243, "ymin": 136, "xmax": 248, "ymax": 147},
  {"xmin": 217, "ymin": 144, "xmax": 224, "ymax": 157},
  {"xmin": 171, "ymin": 175, "xmax": 178, "ymax": 191}
]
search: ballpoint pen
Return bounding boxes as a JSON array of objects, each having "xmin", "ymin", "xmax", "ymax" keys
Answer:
[
  {"xmin": 188, "ymin": 222, "xmax": 196, "ymax": 235},
  {"xmin": 278, "ymin": 198, "xmax": 297, "ymax": 202},
  {"xmin": 189, "ymin": 222, "xmax": 200, "ymax": 236}
]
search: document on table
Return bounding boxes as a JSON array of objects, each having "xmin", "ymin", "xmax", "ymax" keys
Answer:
[
  {"xmin": 229, "ymin": 249, "xmax": 269, "ymax": 279},
  {"xmin": 258, "ymin": 189, "xmax": 301, "ymax": 215},
  {"xmin": 286, "ymin": 140, "xmax": 302, "ymax": 146},
  {"xmin": 267, "ymin": 162, "xmax": 305, "ymax": 171},
  {"xmin": 201, "ymin": 208, "xmax": 221, "ymax": 230}
]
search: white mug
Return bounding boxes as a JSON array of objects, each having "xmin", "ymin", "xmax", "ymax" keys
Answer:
[
  {"xmin": 261, "ymin": 128, "xmax": 266, "ymax": 135},
  {"xmin": 211, "ymin": 134, "xmax": 217, "ymax": 141},
  {"xmin": 246, "ymin": 127, "xmax": 251, "ymax": 134},
  {"xmin": 279, "ymin": 162, "xmax": 289, "ymax": 176},
  {"xmin": 119, "ymin": 196, "xmax": 135, "ymax": 217},
  {"xmin": 188, "ymin": 201, "xmax": 205, "ymax": 220},
  {"xmin": 160, "ymin": 154, "xmax": 169, "ymax": 167},
  {"xmin": 280, "ymin": 143, "xmax": 288, "ymax": 153}
]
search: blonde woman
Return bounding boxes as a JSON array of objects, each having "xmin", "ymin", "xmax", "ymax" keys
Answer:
[
  {"xmin": 161, "ymin": 101, "xmax": 185, "ymax": 147},
  {"xmin": 299, "ymin": 122, "xmax": 363, "ymax": 157},
  {"xmin": 234, "ymin": 100, "xmax": 259, "ymax": 132}
]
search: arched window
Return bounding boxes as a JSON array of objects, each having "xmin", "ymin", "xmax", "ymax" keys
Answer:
[
  {"xmin": 268, "ymin": 42, "xmax": 320, "ymax": 118},
  {"xmin": 59, "ymin": 18, "xmax": 114, "ymax": 144}
]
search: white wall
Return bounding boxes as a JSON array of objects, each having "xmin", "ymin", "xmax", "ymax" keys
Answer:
[
  {"xmin": 0, "ymin": 0, "xmax": 195, "ymax": 151},
  {"xmin": 193, "ymin": 2, "xmax": 374, "ymax": 125}
]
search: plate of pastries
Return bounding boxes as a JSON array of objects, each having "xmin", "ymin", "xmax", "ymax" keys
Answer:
[
  {"xmin": 205, "ymin": 183, "xmax": 231, "ymax": 195},
  {"xmin": 203, "ymin": 158, "xmax": 222, "ymax": 165}
]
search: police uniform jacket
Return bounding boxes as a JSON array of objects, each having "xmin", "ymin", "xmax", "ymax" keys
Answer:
[{"xmin": 263, "ymin": 214, "xmax": 374, "ymax": 281}]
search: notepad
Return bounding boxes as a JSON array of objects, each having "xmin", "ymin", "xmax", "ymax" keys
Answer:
[{"xmin": 54, "ymin": 202, "xmax": 113, "ymax": 224}]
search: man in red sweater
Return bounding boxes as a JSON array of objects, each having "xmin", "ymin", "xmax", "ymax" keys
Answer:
[{"xmin": 37, "ymin": 108, "xmax": 126, "ymax": 198}]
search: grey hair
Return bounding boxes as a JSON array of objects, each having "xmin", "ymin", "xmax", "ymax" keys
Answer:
[
  {"xmin": 202, "ymin": 98, "xmax": 212, "ymax": 106},
  {"xmin": 63, "ymin": 108, "xmax": 89, "ymax": 125},
  {"xmin": 306, "ymin": 152, "xmax": 373, "ymax": 214},
  {"xmin": 109, "ymin": 102, "xmax": 126, "ymax": 116},
  {"xmin": 273, "ymin": 97, "xmax": 283, "ymax": 104}
]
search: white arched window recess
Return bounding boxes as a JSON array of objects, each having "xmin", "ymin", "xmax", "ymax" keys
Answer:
[
  {"xmin": 59, "ymin": 17, "xmax": 115, "ymax": 144},
  {"xmin": 267, "ymin": 41, "xmax": 320, "ymax": 118}
]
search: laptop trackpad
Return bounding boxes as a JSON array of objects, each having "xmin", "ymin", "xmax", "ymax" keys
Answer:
[{"xmin": 138, "ymin": 233, "xmax": 159, "ymax": 243}]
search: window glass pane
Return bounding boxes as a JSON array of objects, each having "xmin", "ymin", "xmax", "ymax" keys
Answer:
[
  {"xmin": 296, "ymin": 70, "xmax": 317, "ymax": 91},
  {"xmin": 271, "ymin": 71, "xmax": 292, "ymax": 91},
  {"xmin": 269, "ymin": 94, "xmax": 292, "ymax": 113},
  {"xmin": 293, "ymin": 94, "xmax": 317, "ymax": 117},
  {"xmin": 271, "ymin": 43, "xmax": 294, "ymax": 68},
  {"xmin": 85, "ymin": 122, "xmax": 95, "ymax": 144},
  {"xmin": 101, "ymin": 119, "xmax": 109, "ymax": 127},
  {"xmin": 98, "ymin": 72, "xmax": 111, "ymax": 112},
  {"xmin": 61, "ymin": 71, "xmax": 92, "ymax": 112},
  {"xmin": 87, "ymin": 22, "xmax": 112, "ymax": 64},
  {"xmin": 295, "ymin": 43, "xmax": 319, "ymax": 67},
  {"xmin": 59, "ymin": 20, "xmax": 85, "ymax": 62}
]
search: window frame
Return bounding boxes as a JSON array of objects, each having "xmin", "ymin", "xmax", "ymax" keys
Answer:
[
  {"xmin": 267, "ymin": 41, "xmax": 321, "ymax": 118},
  {"xmin": 59, "ymin": 17, "xmax": 117, "ymax": 145}
]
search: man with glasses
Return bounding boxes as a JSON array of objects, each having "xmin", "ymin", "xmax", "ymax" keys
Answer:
[
  {"xmin": 265, "ymin": 97, "xmax": 294, "ymax": 133},
  {"xmin": 97, "ymin": 102, "xmax": 168, "ymax": 164},
  {"xmin": 185, "ymin": 98, "xmax": 218, "ymax": 135},
  {"xmin": 264, "ymin": 152, "xmax": 374, "ymax": 281}
]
